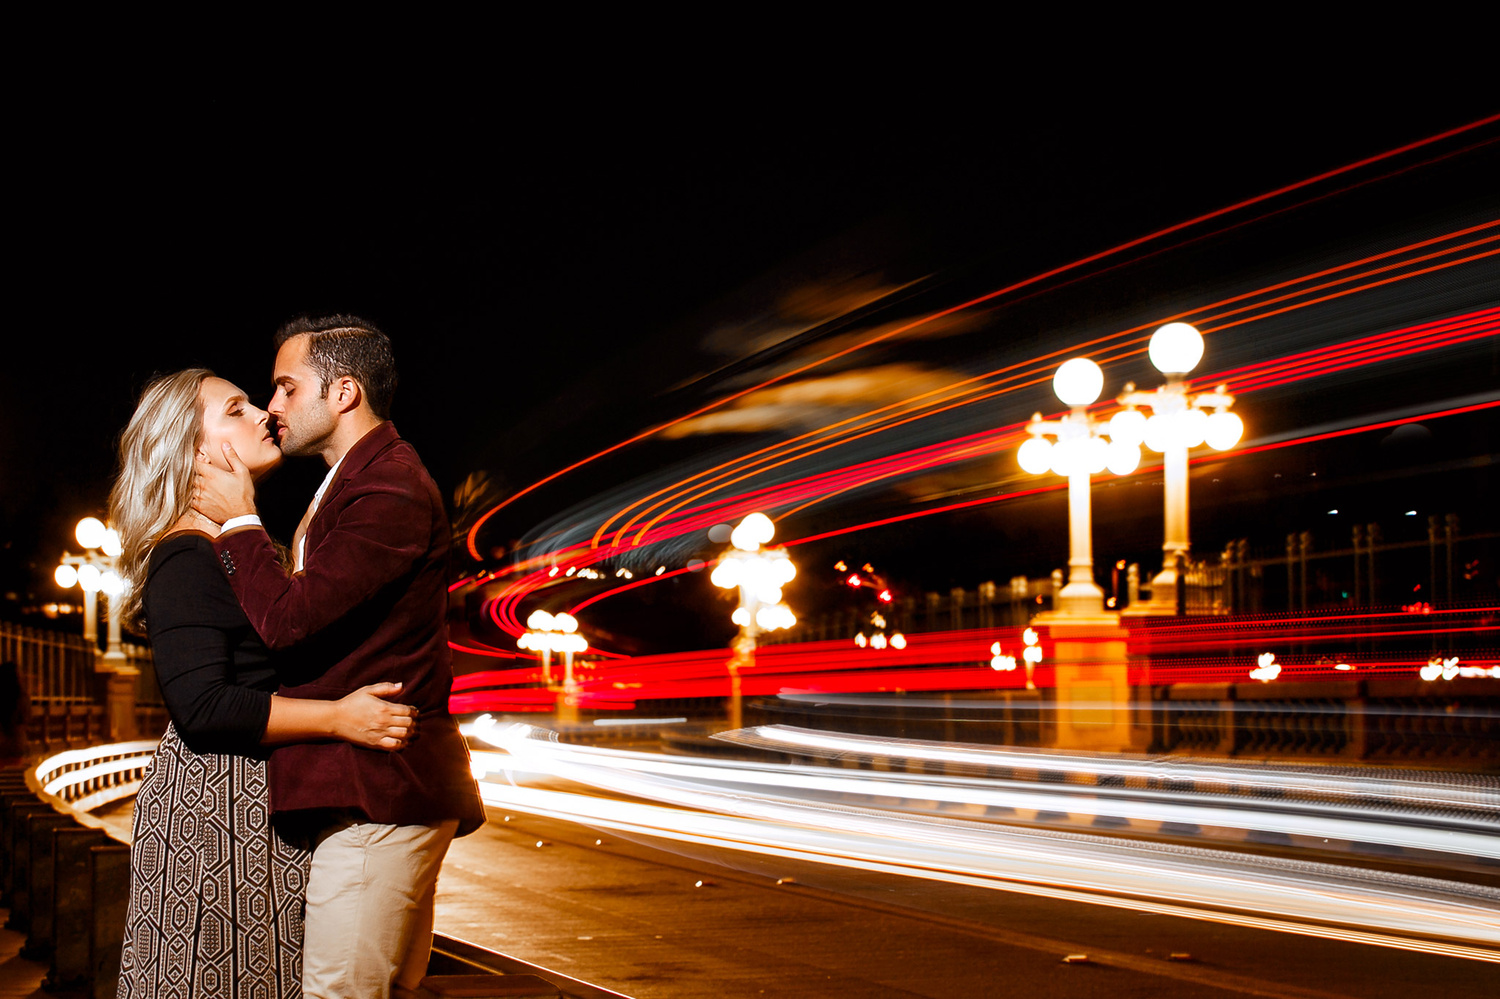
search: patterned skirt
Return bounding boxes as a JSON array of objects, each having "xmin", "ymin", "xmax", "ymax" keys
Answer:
[{"xmin": 117, "ymin": 724, "xmax": 310, "ymax": 999}]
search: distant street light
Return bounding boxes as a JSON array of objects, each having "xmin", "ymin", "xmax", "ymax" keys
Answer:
[
  {"xmin": 1115, "ymin": 323, "xmax": 1242, "ymax": 614},
  {"xmin": 519, "ymin": 610, "xmax": 588, "ymax": 694},
  {"xmin": 711, "ymin": 513, "xmax": 796, "ymax": 729},
  {"xmin": 1018, "ymin": 359, "xmax": 1135, "ymax": 619},
  {"xmin": 56, "ymin": 517, "xmax": 127, "ymax": 665}
]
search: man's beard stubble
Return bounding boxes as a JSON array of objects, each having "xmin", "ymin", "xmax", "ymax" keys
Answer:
[{"xmin": 273, "ymin": 406, "xmax": 336, "ymax": 458}]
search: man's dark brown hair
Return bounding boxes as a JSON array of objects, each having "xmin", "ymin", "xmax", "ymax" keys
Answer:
[{"xmin": 275, "ymin": 313, "xmax": 398, "ymax": 420}]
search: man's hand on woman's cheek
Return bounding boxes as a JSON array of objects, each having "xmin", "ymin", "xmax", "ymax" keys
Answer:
[{"xmin": 193, "ymin": 444, "xmax": 258, "ymax": 524}]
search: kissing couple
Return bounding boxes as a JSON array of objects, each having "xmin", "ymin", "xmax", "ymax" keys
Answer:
[{"xmin": 108, "ymin": 315, "xmax": 486, "ymax": 998}]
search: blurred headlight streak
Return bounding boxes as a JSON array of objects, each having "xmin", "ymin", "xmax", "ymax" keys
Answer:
[{"xmin": 470, "ymin": 722, "xmax": 1500, "ymax": 960}]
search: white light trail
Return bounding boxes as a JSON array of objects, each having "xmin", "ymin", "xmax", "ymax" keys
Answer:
[
  {"xmin": 468, "ymin": 720, "xmax": 1500, "ymax": 961},
  {"xmin": 730, "ymin": 725, "xmax": 1500, "ymax": 815}
]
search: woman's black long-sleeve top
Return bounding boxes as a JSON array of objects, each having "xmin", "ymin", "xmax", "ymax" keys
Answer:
[{"xmin": 144, "ymin": 533, "xmax": 275, "ymax": 755}]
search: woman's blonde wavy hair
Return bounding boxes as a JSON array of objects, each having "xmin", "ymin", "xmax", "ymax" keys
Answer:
[{"xmin": 107, "ymin": 369, "xmax": 213, "ymax": 629}]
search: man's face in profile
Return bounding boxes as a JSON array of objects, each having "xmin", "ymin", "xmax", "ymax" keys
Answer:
[{"xmin": 268, "ymin": 334, "xmax": 339, "ymax": 458}]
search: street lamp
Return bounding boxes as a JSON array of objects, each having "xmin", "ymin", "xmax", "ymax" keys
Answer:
[
  {"xmin": 1114, "ymin": 323, "xmax": 1242, "ymax": 614},
  {"xmin": 1017, "ymin": 358, "xmax": 1137, "ymax": 619},
  {"xmin": 519, "ymin": 610, "xmax": 588, "ymax": 691},
  {"xmin": 854, "ymin": 608, "xmax": 905, "ymax": 650},
  {"xmin": 56, "ymin": 517, "xmax": 127, "ymax": 666},
  {"xmin": 711, "ymin": 512, "xmax": 796, "ymax": 729}
]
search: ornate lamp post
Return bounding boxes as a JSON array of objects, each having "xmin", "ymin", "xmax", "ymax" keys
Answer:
[
  {"xmin": 1017, "ymin": 358, "xmax": 1138, "ymax": 619},
  {"xmin": 1113, "ymin": 323, "xmax": 1243, "ymax": 614},
  {"xmin": 55, "ymin": 517, "xmax": 128, "ymax": 667},
  {"xmin": 519, "ymin": 610, "xmax": 588, "ymax": 719},
  {"xmin": 56, "ymin": 516, "xmax": 138, "ymax": 738},
  {"xmin": 711, "ymin": 513, "xmax": 796, "ymax": 730}
]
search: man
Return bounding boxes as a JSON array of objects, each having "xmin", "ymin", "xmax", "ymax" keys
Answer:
[{"xmin": 195, "ymin": 314, "xmax": 485, "ymax": 999}]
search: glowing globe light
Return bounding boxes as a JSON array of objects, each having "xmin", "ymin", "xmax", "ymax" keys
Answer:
[
  {"xmin": 1084, "ymin": 436, "xmax": 1109, "ymax": 475},
  {"xmin": 710, "ymin": 560, "xmax": 743, "ymax": 589},
  {"xmin": 1052, "ymin": 358, "xmax": 1104, "ymax": 407},
  {"xmin": 890, "ymin": 633, "xmax": 906, "ymax": 650},
  {"xmin": 102, "ymin": 528, "xmax": 123, "ymax": 558},
  {"xmin": 1108, "ymin": 408, "xmax": 1146, "ymax": 447},
  {"xmin": 76, "ymin": 517, "xmax": 107, "ymax": 550},
  {"xmin": 526, "ymin": 610, "xmax": 555, "ymax": 631},
  {"xmin": 854, "ymin": 632, "xmax": 867, "ymax": 648},
  {"xmin": 731, "ymin": 512, "xmax": 775, "ymax": 552},
  {"xmin": 77, "ymin": 564, "xmax": 102, "ymax": 591},
  {"xmin": 552, "ymin": 613, "xmax": 578, "ymax": 634},
  {"xmin": 1143, "ymin": 413, "xmax": 1172, "ymax": 453},
  {"xmin": 1049, "ymin": 438, "xmax": 1082, "ymax": 477},
  {"xmin": 1148, "ymin": 322, "xmax": 1204, "ymax": 374},
  {"xmin": 55, "ymin": 564, "xmax": 78, "ymax": 588},
  {"xmin": 1106, "ymin": 441, "xmax": 1141, "ymax": 476},
  {"xmin": 1205, "ymin": 410, "xmax": 1244, "ymax": 451},
  {"xmin": 101, "ymin": 571, "xmax": 125, "ymax": 598},
  {"xmin": 1180, "ymin": 407, "xmax": 1209, "ymax": 448},
  {"xmin": 772, "ymin": 557, "xmax": 797, "ymax": 584},
  {"xmin": 1017, "ymin": 437, "xmax": 1053, "ymax": 475},
  {"xmin": 732, "ymin": 607, "xmax": 751, "ymax": 627},
  {"xmin": 755, "ymin": 584, "xmax": 784, "ymax": 606}
]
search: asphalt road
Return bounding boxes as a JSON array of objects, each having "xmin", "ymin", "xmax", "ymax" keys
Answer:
[{"xmin": 432, "ymin": 805, "xmax": 1497, "ymax": 999}]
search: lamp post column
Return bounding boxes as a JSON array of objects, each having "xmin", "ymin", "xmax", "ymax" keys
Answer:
[
  {"xmin": 81, "ymin": 582, "xmax": 99, "ymax": 647},
  {"xmin": 1156, "ymin": 397, "xmax": 1191, "ymax": 609},
  {"xmin": 1118, "ymin": 324, "xmax": 1241, "ymax": 615},
  {"xmin": 103, "ymin": 591, "xmax": 127, "ymax": 667},
  {"xmin": 1058, "ymin": 422, "xmax": 1106, "ymax": 618}
]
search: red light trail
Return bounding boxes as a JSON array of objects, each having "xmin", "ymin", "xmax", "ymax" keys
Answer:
[
  {"xmin": 451, "ymin": 605, "xmax": 1499, "ymax": 715},
  {"xmin": 453, "ymin": 387, "xmax": 1494, "ymax": 682},
  {"xmin": 605, "ymin": 229, "xmax": 1497, "ymax": 548},
  {"xmin": 466, "ymin": 116, "xmax": 1500, "ymax": 559}
]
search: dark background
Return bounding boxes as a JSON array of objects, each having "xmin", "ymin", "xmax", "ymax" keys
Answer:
[{"xmin": 4, "ymin": 91, "xmax": 1496, "ymax": 637}]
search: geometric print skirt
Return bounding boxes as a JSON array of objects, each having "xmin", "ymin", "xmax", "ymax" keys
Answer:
[{"xmin": 116, "ymin": 723, "xmax": 311, "ymax": 998}]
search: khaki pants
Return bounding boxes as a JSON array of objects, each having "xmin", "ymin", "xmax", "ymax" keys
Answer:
[{"xmin": 302, "ymin": 813, "xmax": 459, "ymax": 999}]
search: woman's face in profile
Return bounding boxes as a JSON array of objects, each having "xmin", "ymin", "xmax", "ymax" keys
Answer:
[{"xmin": 197, "ymin": 377, "xmax": 283, "ymax": 479}]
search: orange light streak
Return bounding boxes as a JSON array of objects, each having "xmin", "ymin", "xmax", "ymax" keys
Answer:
[
  {"xmin": 610, "ymin": 234, "xmax": 1497, "ymax": 547},
  {"xmin": 469, "ymin": 116, "xmax": 1500, "ymax": 559}
]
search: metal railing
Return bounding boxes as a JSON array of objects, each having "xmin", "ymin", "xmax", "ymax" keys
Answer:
[
  {"xmin": 2, "ymin": 620, "xmax": 163, "ymax": 750},
  {"xmin": 1153, "ymin": 677, "xmax": 1500, "ymax": 766},
  {"xmin": 1214, "ymin": 515, "xmax": 1495, "ymax": 614}
]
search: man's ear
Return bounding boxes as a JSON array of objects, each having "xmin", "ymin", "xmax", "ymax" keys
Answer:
[{"xmin": 331, "ymin": 376, "xmax": 364, "ymax": 415}]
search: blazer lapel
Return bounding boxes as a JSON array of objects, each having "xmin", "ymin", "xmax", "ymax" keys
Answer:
[{"xmin": 302, "ymin": 422, "xmax": 401, "ymax": 554}]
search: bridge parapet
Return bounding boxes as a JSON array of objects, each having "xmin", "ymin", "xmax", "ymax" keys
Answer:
[{"xmin": 4, "ymin": 743, "xmax": 633, "ymax": 999}]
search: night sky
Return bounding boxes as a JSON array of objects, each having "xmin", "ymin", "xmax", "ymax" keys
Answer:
[{"xmin": 4, "ymin": 93, "xmax": 1497, "ymax": 634}]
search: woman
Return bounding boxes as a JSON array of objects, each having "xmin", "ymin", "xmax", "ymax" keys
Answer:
[{"xmin": 109, "ymin": 369, "xmax": 417, "ymax": 999}]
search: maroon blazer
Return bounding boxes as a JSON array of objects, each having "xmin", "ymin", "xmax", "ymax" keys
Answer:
[{"xmin": 214, "ymin": 421, "xmax": 484, "ymax": 834}]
